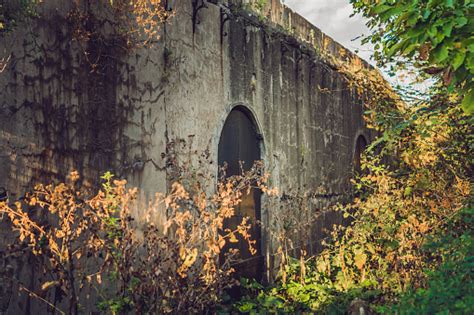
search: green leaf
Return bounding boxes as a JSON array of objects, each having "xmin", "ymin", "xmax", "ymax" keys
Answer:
[
  {"xmin": 466, "ymin": 52, "xmax": 474, "ymax": 72},
  {"xmin": 455, "ymin": 17, "xmax": 468, "ymax": 28},
  {"xmin": 403, "ymin": 43, "xmax": 419, "ymax": 56},
  {"xmin": 435, "ymin": 32, "xmax": 446, "ymax": 46},
  {"xmin": 442, "ymin": 21, "xmax": 454, "ymax": 37},
  {"xmin": 432, "ymin": 44, "xmax": 449, "ymax": 63},
  {"xmin": 466, "ymin": 38, "xmax": 474, "ymax": 53},
  {"xmin": 427, "ymin": 25, "xmax": 438, "ymax": 39},
  {"xmin": 407, "ymin": 26, "xmax": 425, "ymax": 38},
  {"xmin": 422, "ymin": 9, "xmax": 431, "ymax": 20},
  {"xmin": 461, "ymin": 89, "xmax": 474, "ymax": 114},
  {"xmin": 386, "ymin": 6, "xmax": 406, "ymax": 17},
  {"xmin": 262, "ymin": 295, "xmax": 283, "ymax": 307},
  {"xmin": 407, "ymin": 12, "xmax": 420, "ymax": 26},
  {"xmin": 387, "ymin": 41, "xmax": 404, "ymax": 57},
  {"xmin": 238, "ymin": 302, "xmax": 255, "ymax": 312},
  {"xmin": 372, "ymin": 5, "xmax": 392, "ymax": 14},
  {"xmin": 452, "ymin": 51, "xmax": 466, "ymax": 70}
]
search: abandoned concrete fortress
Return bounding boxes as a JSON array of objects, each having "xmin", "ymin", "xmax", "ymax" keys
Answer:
[{"xmin": 0, "ymin": 0, "xmax": 374, "ymax": 312}]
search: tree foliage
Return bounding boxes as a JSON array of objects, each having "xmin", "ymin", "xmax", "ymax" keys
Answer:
[{"xmin": 350, "ymin": 0, "xmax": 474, "ymax": 114}]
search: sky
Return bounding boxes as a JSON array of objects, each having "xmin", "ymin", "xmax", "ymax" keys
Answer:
[{"xmin": 282, "ymin": 0, "xmax": 374, "ymax": 64}]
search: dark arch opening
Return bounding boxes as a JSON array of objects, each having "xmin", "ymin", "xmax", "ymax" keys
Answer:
[
  {"xmin": 218, "ymin": 106, "xmax": 263, "ymax": 281},
  {"xmin": 353, "ymin": 135, "xmax": 368, "ymax": 175}
]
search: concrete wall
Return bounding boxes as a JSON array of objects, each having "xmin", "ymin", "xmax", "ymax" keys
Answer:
[{"xmin": 0, "ymin": 0, "xmax": 372, "ymax": 312}]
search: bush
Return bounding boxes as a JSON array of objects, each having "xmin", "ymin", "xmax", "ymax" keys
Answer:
[
  {"xmin": 0, "ymin": 161, "xmax": 273, "ymax": 313},
  {"xmin": 381, "ymin": 207, "xmax": 474, "ymax": 314},
  {"xmin": 227, "ymin": 256, "xmax": 381, "ymax": 314}
]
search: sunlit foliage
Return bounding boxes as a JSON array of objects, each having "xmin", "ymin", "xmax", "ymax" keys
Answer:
[{"xmin": 0, "ymin": 162, "xmax": 277, "ymax": 313}]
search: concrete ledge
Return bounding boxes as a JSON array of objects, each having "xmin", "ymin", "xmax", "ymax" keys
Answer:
[{"xmin": 226, "ymin": 0, "xmax": 371, "ymax": 69}]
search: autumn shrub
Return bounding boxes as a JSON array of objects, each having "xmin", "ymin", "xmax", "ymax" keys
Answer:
[
  {"xmin": 316, "ymin": 94, "xmax": 472, "ymax": 293},
  {"xmin": 0, "ymin": 158, "xmax": 274, "ymax": 313},
  {"xmin": 217, "ymin": 190, "xmax": 340, "ymax": 313},
  {"xmin": 0, "ymin": 171, "xmax": 112, "ymax": 315},
  {"xmin": 380, "ymin": 206, "xmax": 474, "ymax": 314},
  {"xmin": 96, "ymin": 164, "xmax": 271, "ymax": 314}
]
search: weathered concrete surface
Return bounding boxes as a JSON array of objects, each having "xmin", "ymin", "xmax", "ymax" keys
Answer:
[{"xmin": 0, "ymin": 0, "xmax": 372, "ymax": 312}]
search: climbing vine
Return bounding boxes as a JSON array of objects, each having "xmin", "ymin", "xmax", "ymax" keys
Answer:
[
  {"xmin": 68, "ymin": 0, "xmax": 171, "ymax": 48},
  {"xmin": 0, "ymin": 0, "xmax": 172, "ymax": 73},
  {"xmin": 0, "ymin": 0, "xmax": 39, "ymax": 34}
]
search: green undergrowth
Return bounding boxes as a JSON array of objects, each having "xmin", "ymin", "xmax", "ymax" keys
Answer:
[{"xmin": 218, "ymin": 205, "xmax": 473, "ymax": 314}]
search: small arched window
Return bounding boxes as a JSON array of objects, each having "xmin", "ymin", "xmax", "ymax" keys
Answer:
[
  {"xmin": 164, "ymin": 0, "xmax": 175, "ymax": 11},
  {"xmin": 353, "ymin": 135, "xmax": 367, "ymax": 175}
]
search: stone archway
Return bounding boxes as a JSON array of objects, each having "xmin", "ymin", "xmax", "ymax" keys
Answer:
[{"xmin": 218, "ymin": 106, "xmax": 263, "ymax": 280}]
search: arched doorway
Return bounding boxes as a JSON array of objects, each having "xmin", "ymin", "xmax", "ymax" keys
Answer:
[
  {"xmin": 353, "ymin": 135, "xmax": 368, "ymax": 175},
  {"xmin": 218, "ymin": 106, "xmax": 263, "ymax": 280}
]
